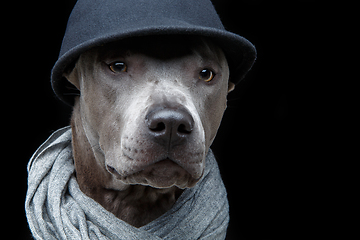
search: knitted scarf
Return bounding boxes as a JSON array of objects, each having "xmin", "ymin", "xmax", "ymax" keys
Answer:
[{"xmin": 25, "ymin": 127, "xmax": 229, "ymax": 239}]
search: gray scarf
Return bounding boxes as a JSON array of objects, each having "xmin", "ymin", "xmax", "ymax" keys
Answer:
[{"xmin": 25, "ymin": 127, "xmax": 229, "ymax": 239}]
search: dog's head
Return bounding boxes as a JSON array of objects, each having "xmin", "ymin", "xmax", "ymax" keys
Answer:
[{"xmin": 65, "ymin": 36, "xmax": 234, "ymax": 190}]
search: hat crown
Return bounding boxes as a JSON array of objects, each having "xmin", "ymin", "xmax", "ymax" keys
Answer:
[{"xmin": 60, "ymin": 0, "xmax": 224, "ymax": 58}]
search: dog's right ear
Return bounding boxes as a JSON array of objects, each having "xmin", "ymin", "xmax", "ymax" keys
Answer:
[{"xmin": 63, "ymin": 66, "xmax": 80, "ymax": 90}]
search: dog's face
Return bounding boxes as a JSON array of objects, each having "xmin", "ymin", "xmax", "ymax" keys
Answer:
[{"xmin": 65, "ymin": 36, "xmax": 234, "ymax": 190}]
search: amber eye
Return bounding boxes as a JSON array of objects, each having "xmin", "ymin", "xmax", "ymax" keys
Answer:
[
  {"xmin": 109, "ymin": 61, "xmax": 127, "ymax": 73},
  {"xmin": 199, "ymin": 68, "xmax": 215, "ymax": 82}
]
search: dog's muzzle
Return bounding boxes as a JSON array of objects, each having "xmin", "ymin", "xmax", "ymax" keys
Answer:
[{"xmin": 105, "ymin": 101, "xmax": 206, "ymax": 189}]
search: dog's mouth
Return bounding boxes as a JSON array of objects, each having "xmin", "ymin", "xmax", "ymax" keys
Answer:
[{"xmin": 106, "ymin": 158, "xmax": 201, "ymax": 189}]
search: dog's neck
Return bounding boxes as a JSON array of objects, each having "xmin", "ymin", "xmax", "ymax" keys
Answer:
[{"xmin": 70, "ymin": 98, "xmax": 183, "ymax": 227}]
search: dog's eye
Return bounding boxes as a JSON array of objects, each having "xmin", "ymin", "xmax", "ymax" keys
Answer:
[
  {"xmin": 109, "ymin": 61, "xmax": 127, "ymax": 73},
  {"xmin": 199, "ymin": 69, "xmax": 215, "ymax": 82}
]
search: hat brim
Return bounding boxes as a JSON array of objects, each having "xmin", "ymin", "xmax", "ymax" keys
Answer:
[{"xmin": 51, "ymin": 26, "xmax": 256, "ymax": 106}]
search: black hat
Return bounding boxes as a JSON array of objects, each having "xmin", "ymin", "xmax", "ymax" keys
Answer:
[{"xmin": 51, "ymin": 0, "xmax": 256, "ymax": 105}]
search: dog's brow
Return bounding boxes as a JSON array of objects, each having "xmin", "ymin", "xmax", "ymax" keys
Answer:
[
  {"xmin": 192, "ymin": 49, "xmax": 227, "ymax": 71},
  {"xmin": 98, "ymin": 48, "xmax": 129, "ymax": 62}
]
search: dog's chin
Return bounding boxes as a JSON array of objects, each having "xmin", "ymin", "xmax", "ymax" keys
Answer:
[{"xmin": 108, "ymin": 159, "xmax": 201, "ymax": 189}]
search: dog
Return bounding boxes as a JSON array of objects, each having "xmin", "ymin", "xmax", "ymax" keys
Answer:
[
  {"xmin": 64, "ymin": 35, "xmax": 235, "ymax": 227},
  {"xmin": 26, "ymin": 1, "xmax": 257, "ymax": 238}
]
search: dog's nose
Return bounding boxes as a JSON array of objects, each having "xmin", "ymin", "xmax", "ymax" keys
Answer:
[{"xmin": 146, "ymin": 108, "xmax": 194, "ymax": 147}]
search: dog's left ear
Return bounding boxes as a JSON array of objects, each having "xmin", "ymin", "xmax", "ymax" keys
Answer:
[
  {"xmin": 63, "ymin": 66, "xmax": 80, "ymax": 90},
  {"xmin": 228, "ymin": 81, "xmax": 235, "ymax": 93}
]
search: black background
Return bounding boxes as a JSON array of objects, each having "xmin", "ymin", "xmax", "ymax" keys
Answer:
[{"xmin": 8, "ymin": 0, "xmax": 330, "ymax": 239}]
